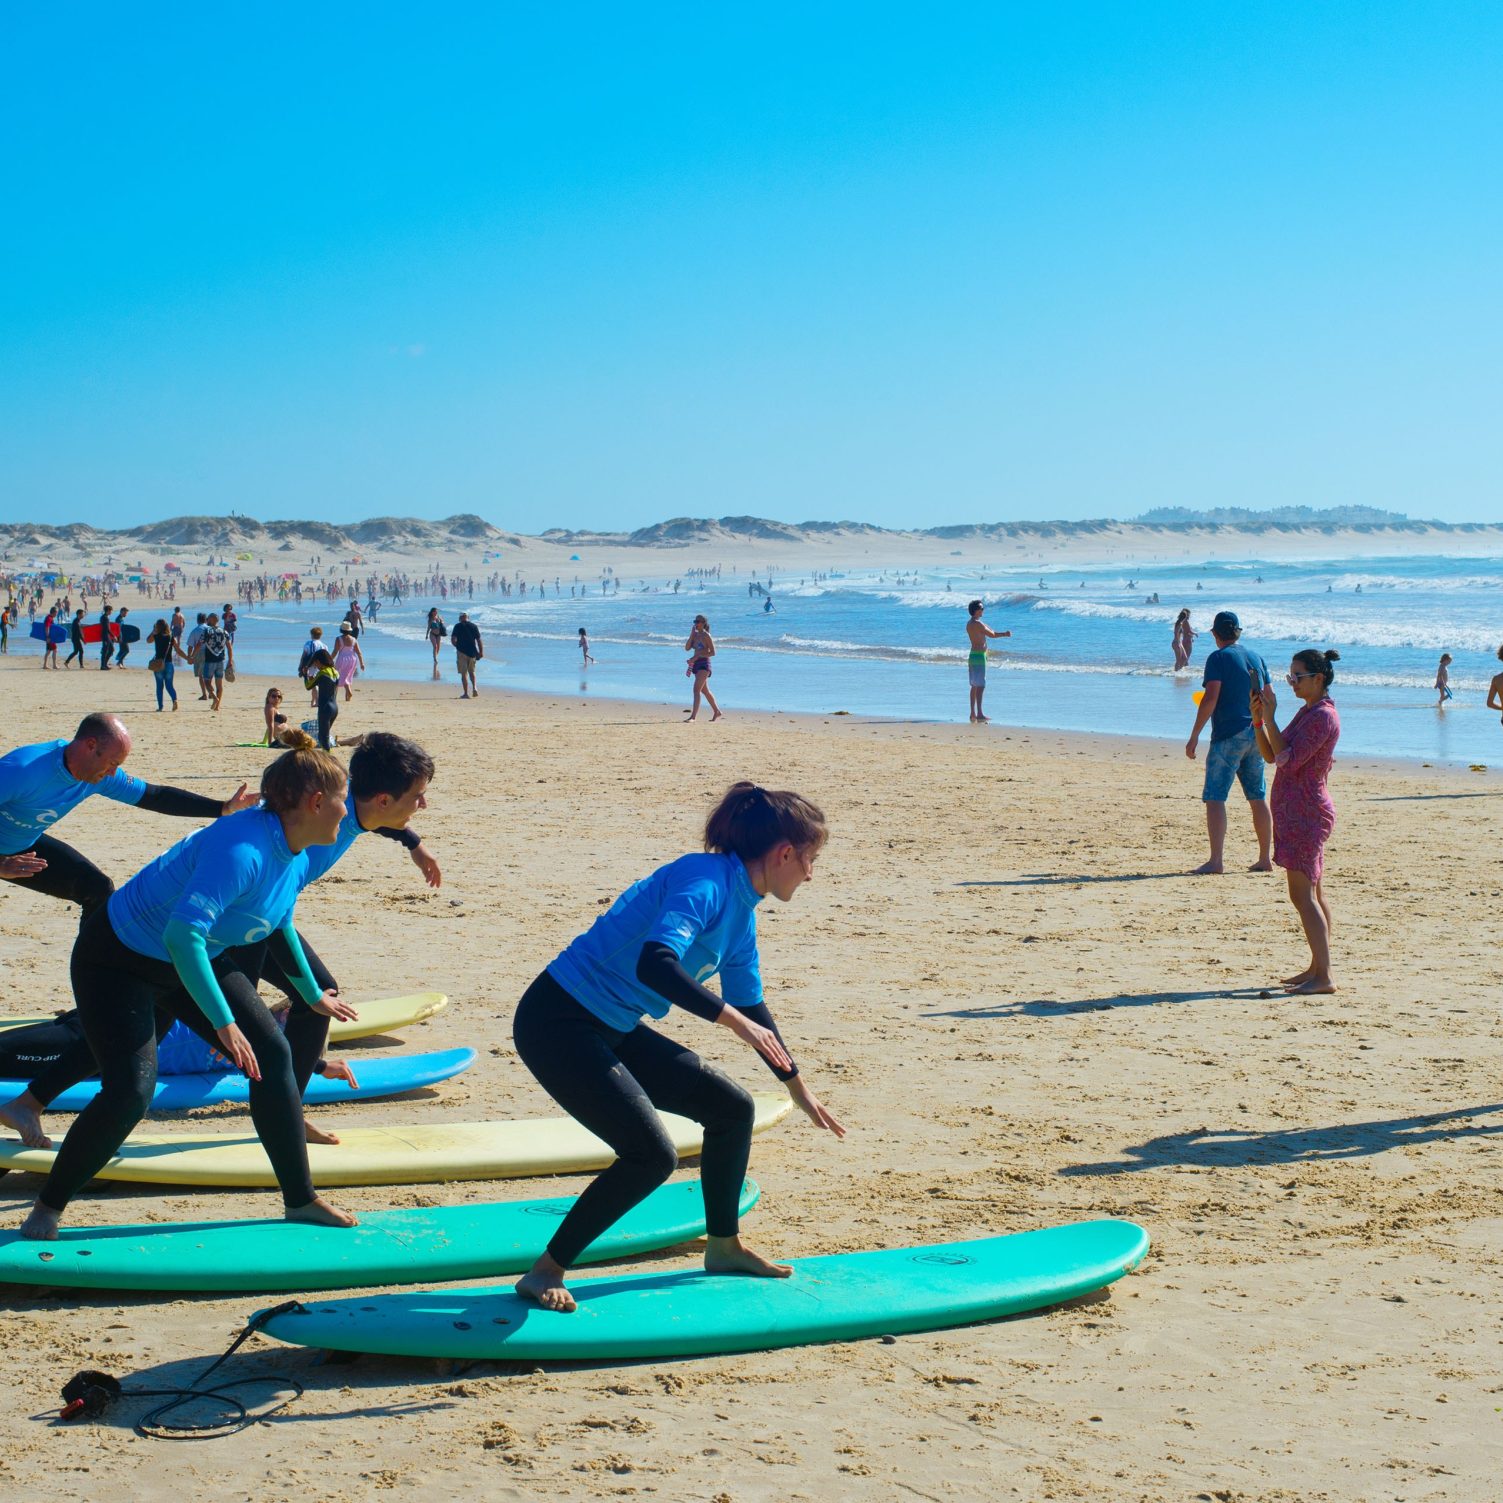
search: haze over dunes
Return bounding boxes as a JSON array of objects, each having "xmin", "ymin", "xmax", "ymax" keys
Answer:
[{"xmin": 2, "ymin": 507, "xmax": 1500, "ymax": 562}]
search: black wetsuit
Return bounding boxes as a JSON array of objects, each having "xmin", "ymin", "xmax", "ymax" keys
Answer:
[
  {"xmin": 0, "ymin": 785, "xmax": 228, "ymax": 927},
  {"xmin": 63, "ymin": 618, "xmax": 84, "ymax": 667},
  {"xmin": 511, "ymin": 945, "xmax": 794, "ymax": 1269},
  {"xmin": 33, "ymin": 906, "xmax": 318, "ymax": 1214}
]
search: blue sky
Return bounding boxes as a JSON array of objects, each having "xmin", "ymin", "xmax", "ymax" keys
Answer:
[{"xmin": 2, "ymin": 4, "xmax": 1499, "ymax": 531}]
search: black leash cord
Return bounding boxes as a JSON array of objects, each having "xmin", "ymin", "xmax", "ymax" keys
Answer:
[{"xmin": 60, "ymin": 1300, "xmax": 307, "ymax": 1440}]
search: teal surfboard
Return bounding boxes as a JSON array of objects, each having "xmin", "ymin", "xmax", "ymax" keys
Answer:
[
  {"xmin": 260, "ymin": 1219, "xmax": 1149, "ymax": 1361},
  {"xmin": 0, "ymin": 1180, "xmax": 758, "ymax": 1293}
]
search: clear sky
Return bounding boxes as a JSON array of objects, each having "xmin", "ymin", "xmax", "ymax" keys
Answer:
[{"xmin": 2, "ymin": 3, "xmax": 1500, "ymax": 532}]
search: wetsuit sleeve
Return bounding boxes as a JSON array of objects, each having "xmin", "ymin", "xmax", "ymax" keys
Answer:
[
  {"xmin": 636, "ymin": 942, "xmax": 725, "ymax": 1022},
  {"xmin": 95, "ymin": 769, "xmax": 149, "ymax": 806},
  {"xmin": 134, "ymin": 783, "xmax": 222, "ymax": 818},
  {"xmin": 274, "ymin": 922, "xmax": 326, "ymax": 1007},
  {"xmin": 735, "ymin": 1001, "xmax": 798, "ymax": 1082},
  {"xmin": 374, "ymin": 824, "xmax": 423, "ymax": 851},
  {"xmin": 162, "ymin": 918, "xmax": 234, "ymax": 1030}
]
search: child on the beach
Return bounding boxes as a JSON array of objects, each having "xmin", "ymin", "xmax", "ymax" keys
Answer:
[
  {"xmin": 1435, "ymin": 654, "xmax": 1453, "ymax": 706},
  {"xmin": 579, "ymin": 627, "xmax": 595, "ymax": 665}
]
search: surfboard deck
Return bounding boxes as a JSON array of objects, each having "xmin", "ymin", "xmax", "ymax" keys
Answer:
[
  {"xmin": 0, "ymin": 1095, "xmax": 793, "ymax": 1187},
  {"xmin": 0, "ymin": 1179, "xmax": 758, "ymax": 1292},
  {"xmin": 259, "ymin": 1220, "xmax": 1150, "ymax": 1361},
  {"xmin": 80, "ymin": 622, "xmax": 141, "ymax": 644},
  {"xmin": 0, "ymin": 992, "xmax": 448, "ymax": 1045},
  {"xmin": 0, "ymin": 1047, "xmax": 475, "ymax": 1113},
  {"xmin": 29, "ymin": 622, "xmax": 69, "ymax": 644}
]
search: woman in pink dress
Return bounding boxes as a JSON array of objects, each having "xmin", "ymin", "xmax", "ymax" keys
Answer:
[
  {"xmin": 1254, "ymin": 648, "xmax": 1341, "ymax": 995},
  {"xmin": 333, "ymin": 631, "xmax": 365, "ymax": 702}
]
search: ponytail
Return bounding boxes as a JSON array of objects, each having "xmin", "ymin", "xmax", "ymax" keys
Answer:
[
  {"xmin": 261, "ymin": 734, "xmax": 346, "ymax": 813},
  {"xmin": 704, "ymin": 781, "xmax": 827, "ymax": 862}
]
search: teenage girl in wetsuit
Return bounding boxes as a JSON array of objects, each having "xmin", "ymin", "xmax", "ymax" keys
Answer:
[
  {"xmin": 17, "ymin": 736, "xmax": 361, "ymax": 1241},
  {"xmin": 512, "ymin": 781, "xmax": 844, "ymax": 1312}
]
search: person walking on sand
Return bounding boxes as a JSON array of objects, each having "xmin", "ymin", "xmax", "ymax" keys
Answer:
[
  {"xmin": 1172, "ymin": 609, "xmax": 1196, "ymax": 671},
  {"xmin": 579, "ymin": 627, "xmax": 595, "ymax": 665},
  {"xmin": 511, "ymin": 782, "xmax": 844, "ymax": 1312},
  {"xmin": 198, "ymin": 612, "xmax": 232, "ymax": 711},
  {"xmin": 62, "ymin": 609, "xmax": 83, "ymax": 670},
  {"xmin": 426, "ymin": 608, "xmax": 447, "ymax": 672},
  {"xmin": 113, "ymin": 607, "xmax": 132, "ymax": 668},
  {"xmin": 333, "ymin": 630, "xmax": 365, "ymax": 702},
  {"xmin": 451, "ymin": 611, "xmax": 483, "ymax": 698},
  {"xmin": 1434, "ymin": 654, "xmax": 1453, "ymax": 707},
  {"xmin": 1184, "ymin": 610, "xmax": 1273, "ymax": 875},
  {"xmin": 1253, "ymin": 649, "xmax": 1342, "ymax": 994},
  {"xmin": 147, "ymin": 617, "xmax": 187, "ymax": 711},
  {"xmin": 684, "ymin": 615, "xmax": 722, "ymax": 721},
  {"xmin": 97, "ymin": 605, "xmax": 114, "ymax": 671},
  {"xmin": 965, "ymin": 599, "xmax": 1011, "ymax": 723}
]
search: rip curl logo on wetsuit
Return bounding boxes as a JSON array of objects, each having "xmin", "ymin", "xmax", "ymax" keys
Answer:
[
  {"xmin": 239, "ymin": 920, "xmax": 274, "ymax": 944},
  {"xmin": 0, "ymin": 806, "xmax": 59, "ymax": 831}
]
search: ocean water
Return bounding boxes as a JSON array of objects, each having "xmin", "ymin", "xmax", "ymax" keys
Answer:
[{"xmin": 216, "ymin": 553, "xmax": 1503, "ymax": 766}]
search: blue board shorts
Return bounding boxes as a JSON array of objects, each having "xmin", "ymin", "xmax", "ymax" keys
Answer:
[
  {"xmin": 1203, "ymin": 727, "xmax": 1266, "ymax": 802},
  {"xmin": 968, "ymin": 650, "xmax": 986, "ymax": 688}
]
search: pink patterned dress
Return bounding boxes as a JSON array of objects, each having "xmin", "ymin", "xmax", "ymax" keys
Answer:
[
  {"xmin": 1270, "ymin": 696, "xmax": 1340, "ymax": 882},
  {"xmin": 333, "ymin": 644, "xmax": 360, "ymax": 688}
]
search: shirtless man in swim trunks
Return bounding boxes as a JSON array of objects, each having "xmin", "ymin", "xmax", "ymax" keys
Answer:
[{"xmin": 965, "ymin": 600, "xmax": 1011, "ymax": 723}]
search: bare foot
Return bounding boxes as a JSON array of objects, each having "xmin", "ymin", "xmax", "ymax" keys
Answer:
[
  {"xmin": 1284, "ymin": 977, "xmax": 1337, "ymax": 995},
  {"xmin": 19, "ymin": 1202, "xmax": 61, "ymax": 1241},
  {"xmin": 285, "ymin": 1196, "xmax": 358, "ymax": 1228},
  {"xmin": 975, "ymin": 714, "xmax": 990, "ymax": 723},
  {"xmin": 703, "ymin": 1234, "xmax": 793, "ymax": 1280},
  {"xmin": 303, "ymin": 1118, "xmax": 341, "ymax": 1145},
  {"xmin": 1280, "ymin": 968, "xmax": 1316, "ymax": 987},
  {"xmin": 1248, "ymin": 860, "xmax": 1273, "ymax": 872},
  {"xmin": 516, "ymin": 1254, "xmax": 576, "ymax": 1312},
  {"xmin": 0, "ymin": 1092, "xmax": 52, "ymax": 1149},
  {"xmin": 710, "ymin": 711, "xmax": 724, "ymax": 721},
  {"xmin": 1191, "ymin": 860, "xmax": 1224, "ymax": 875}
]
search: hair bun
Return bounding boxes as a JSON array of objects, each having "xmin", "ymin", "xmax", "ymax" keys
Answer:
[{"xmin": 1324, "ymin": 649, "xmax": 1341, "ymax": 663}]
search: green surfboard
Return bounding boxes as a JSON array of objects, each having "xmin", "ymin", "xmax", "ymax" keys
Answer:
[
  {"xmin": 260, "ymin": 1219, "xmax": 1149, "ymax": 1361},
  {"xmin": 0, "ymin": 1180, "xmax": 758, "ymax": 1293}
]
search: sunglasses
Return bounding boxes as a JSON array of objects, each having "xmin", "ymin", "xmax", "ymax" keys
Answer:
[{"xmin": 1285, "ymin": 671, "xmax": 1319, "ymax": 686}]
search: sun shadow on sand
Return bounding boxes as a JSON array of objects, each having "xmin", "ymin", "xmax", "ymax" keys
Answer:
[
  {"xmin": 1365, "ymin": 791, "xmax": 1502, "ymax": 802},
  {"xmin": 925, "ymin": 987, "xmax": 1268, "ymax": 1019},
  {"xmin": 956, "ymin": 872, "xmax": 1186, "ymax": 887},
  {"xmin": 1061, "ymin": 1104, "xmax": 1503, "ymax": 1175}
]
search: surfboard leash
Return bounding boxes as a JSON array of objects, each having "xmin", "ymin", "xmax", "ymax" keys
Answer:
[{"xmin": 57, "ymin": 1299, "xmax": 308, "ymax": 1440}]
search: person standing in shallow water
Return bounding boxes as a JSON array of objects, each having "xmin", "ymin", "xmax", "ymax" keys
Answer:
[
  {"xmin": 511, "ymin": 782, "xmax": 844, "ymax": 1312},
  {"xmin": 965, "ymin": 600, "xmax": 1010, "ymax": 723},
  {"xmin": 1254, "ymin": 649, "xmax": 1342, "ymax": 994}
]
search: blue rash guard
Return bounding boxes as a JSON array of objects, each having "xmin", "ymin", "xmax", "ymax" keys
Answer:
[
  {"xmin": 0, "ymin": 738, "xmax": 147, "ymax": 855},
  {"xmin": 107, "ymin": 807, "xmax": 316, "ymax": 1029},
  {"xmin": 548, "ymin": 852, "xmax": 764, "ymax": 1033},
  {"xmin": 154, "ymin": 804, "xmax": 421, "ymax": 1069}
]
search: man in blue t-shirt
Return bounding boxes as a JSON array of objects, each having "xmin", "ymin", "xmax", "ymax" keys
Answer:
[{"xmin": 1184, "ymin": 610, "xmax": 1273, "ymax": 875}]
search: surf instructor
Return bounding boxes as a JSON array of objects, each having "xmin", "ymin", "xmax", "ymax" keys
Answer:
[
  {"xmin": 511, "ymin": 781, "xmax": 844, "ymax": 1313},
  {"xmin": 0, "ymin": 714, "xmax": 256, "ymax": 922}
]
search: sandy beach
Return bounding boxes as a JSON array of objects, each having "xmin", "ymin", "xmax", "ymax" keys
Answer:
[{"xmin": 0, "ymin": 640, "xmax": 1497, "ymax": 1502}]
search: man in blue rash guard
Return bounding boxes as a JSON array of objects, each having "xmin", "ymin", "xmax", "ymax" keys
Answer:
[
  {"xmin": 17, "ymin": 740, "xmax": 361, "ymax": 1241},
  {"xmin": 0, "ymin": 713, "xmax": 256, "ymax": 922},
  {"xmin": 0, "ymin": 733, "xmax": 440, "ymax": 1151}
]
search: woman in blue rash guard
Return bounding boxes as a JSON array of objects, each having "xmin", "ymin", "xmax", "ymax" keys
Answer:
[
  {"xmin": 17, "ymin": 731, "xmax": 361, "ymax": 1241},
  {"xmin": 512, "ymin": 781, "xmax": 845, "ymax": 1313}
]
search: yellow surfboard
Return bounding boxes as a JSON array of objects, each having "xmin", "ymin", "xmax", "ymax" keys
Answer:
[
  {"xmin": 0, "ymin": 1095, "xmax": 793, "ymax": 1187},
  {"xmin": 0, "ymin": 992, "xmax": 447, "ymax": 1045}
]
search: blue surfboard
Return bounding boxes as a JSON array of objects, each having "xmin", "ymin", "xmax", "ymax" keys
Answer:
[
  {"xmin": 260, "ymin": 1219, "xmax": 1151, "ymax": 1362},
  {"xmin": 29, "ymin": 621, "xmax": 68, "ymax": 645},
  {"xmin": 0, "ymin": 1046, "xmax": 475, "ymax": 1112}
]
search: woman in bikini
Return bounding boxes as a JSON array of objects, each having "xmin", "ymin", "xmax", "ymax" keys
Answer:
[{"xmin": 684, "ymin": 615, "xmax": 723, "ymax": 722}]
